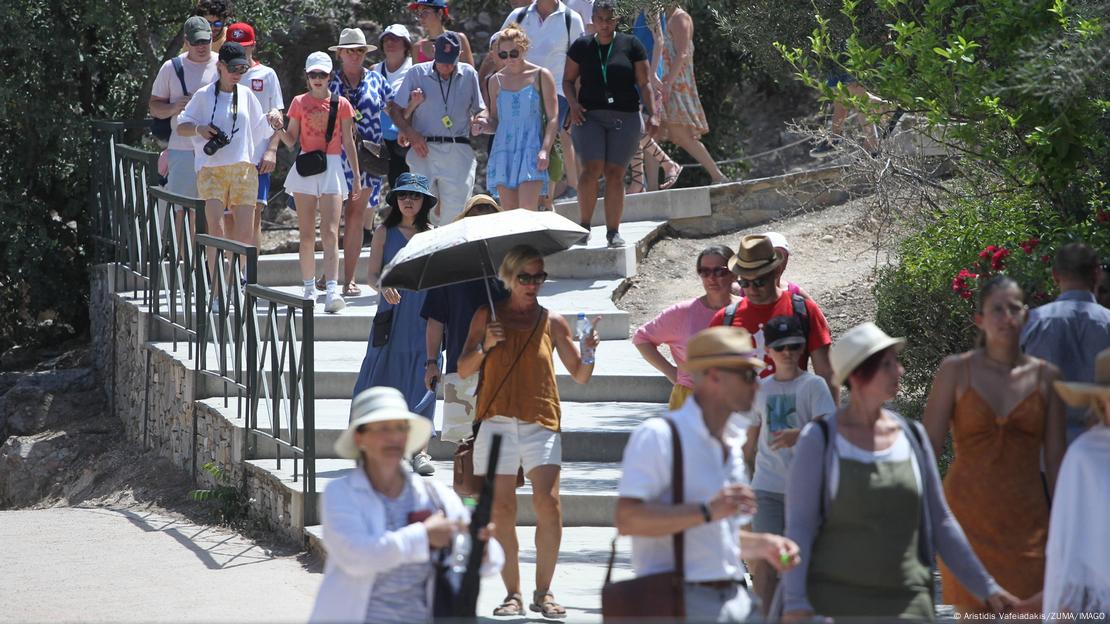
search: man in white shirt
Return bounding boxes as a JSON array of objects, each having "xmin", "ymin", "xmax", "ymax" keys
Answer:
[
  {"xmin": 149, "ymin": 16, "xmax": 218, "ymax": 203},
  {"xmin": 177, "ymin": 42, "xmax": 272, "ymax": 274},
  {"xmin": 616, "ymin": 326, "xmax": 801, "ymax": 622},
  {"xmin": 226, "ymin": 21, "xmax": 285, "ymax": 248},
  {"xmin": 499, "ymin": 0, "xmax": 585, "ymax": 197}
]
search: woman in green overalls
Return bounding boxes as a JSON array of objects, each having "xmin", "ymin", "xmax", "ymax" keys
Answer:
[{"xmin": 779, "ymin": 323, "xmax": 1020, "ymax": 622}]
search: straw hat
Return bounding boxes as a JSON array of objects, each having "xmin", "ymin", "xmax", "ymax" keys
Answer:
[
  {"xmin": 680, "ymin": 326, "xmax": 766, "ymax": 372},
  {"xmin": 329, "ymin": 27, "xmax": 377, "ymax": 52},
  {"xmin": 1054, "ymin": 348, "xmax": 1110, "ymax": 409},
  {"xmin": 456, "ymin": 194, "xmax": 501, "ymax": 220},
  {"xmin": 335, "ymin": 387, "xmax": 433, "ymax": 459},
  {"xmin": 728, "ymin": 235, "xmax": 784, "ymax": 279},
  {"xmin": 830, "ymin": 322, "xmax": 906, "ymax": 387}
]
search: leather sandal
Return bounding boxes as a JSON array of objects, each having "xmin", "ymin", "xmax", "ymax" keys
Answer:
[
  {"xmin": 627, "ymin": 150, "xmax": 646, "ymax": 194},
  {"xmin": 530, "ymin": 590, "xmax": 567, "ymax": 619},
  {"xmin": 493, "ymin": 593, "xmax": 524, "ymax": 616},
  {"xmin": 342, "ymin": 281, "xmax": 362, "ymax": 297}
]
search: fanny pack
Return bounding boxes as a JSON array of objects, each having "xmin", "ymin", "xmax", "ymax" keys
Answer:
[{"xmin": 294, "ymin": 93, "xmax": 338, "ymax": 177}]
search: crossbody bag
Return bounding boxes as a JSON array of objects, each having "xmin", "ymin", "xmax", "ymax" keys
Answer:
[{"xmin": 294, "ymin": 93, "xmax": 338, "ymax": 177}]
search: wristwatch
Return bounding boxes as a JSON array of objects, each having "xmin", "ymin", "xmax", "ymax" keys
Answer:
[
  {"xmin": 425, "ymin": 358, "xmax": 438, "ymax": 367},
  {"xmin": 700, "ymin": 502, "xmax": 712, "ymax": 524}
]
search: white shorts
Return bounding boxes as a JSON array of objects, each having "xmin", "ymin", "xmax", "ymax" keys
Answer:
[
  {"xmin": 473, "ymin": 415, "xmax": 561, "ymax": 476},
  {"xmin": 284, "ymin": 154, "xmax": 345, "ymax": 198}
]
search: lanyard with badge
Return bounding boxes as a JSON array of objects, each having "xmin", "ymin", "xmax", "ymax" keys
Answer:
[
  {"xmin": 210, "ymin": 85, "xmax": 239, "ymax": 139},
  {"xmin": 437, "ymin": 68, "xmax": 456, "ymax": 130},
  {"xmin": 596, "ymin": 34, "xmax": 615, "ymax": 104}
]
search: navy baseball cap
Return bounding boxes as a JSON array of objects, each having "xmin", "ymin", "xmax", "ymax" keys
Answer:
[
  {"xmin": 764, "ymin": 315, "xmax": 806, "ymax": 349},
  {"xmin": 434, "ymin": 32, "xmax": 461, "ymax": 65}
]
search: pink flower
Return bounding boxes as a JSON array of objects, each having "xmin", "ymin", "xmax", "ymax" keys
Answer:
[
  {"xmin": 990, "ymin": 247, "xmax": 1011, "ymax": 270},
  {"xmin": 1040, "ymin": 254, "xmax": 1052, "ymax": 264},
  {"xmin": 1020, "ymin": 238, "xmax": 1040, "ymax": 254},
  {"xmin": 978, "ymin": 245, "xmax": 998, "ymax": 259}
]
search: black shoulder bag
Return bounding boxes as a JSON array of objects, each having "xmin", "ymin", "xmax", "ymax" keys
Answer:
[
  {"xmin": 152, "ymin": 57, "xmax": 189, "ymax": 141},
  {"xmin": 294, "ymin": 93, "xmax": 338, "ymax": 177}
]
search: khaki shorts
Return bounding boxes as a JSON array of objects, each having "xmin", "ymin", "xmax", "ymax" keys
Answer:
[{"xmin": 196, "ymin": 162, "xmax": 258, "ymax": 208}]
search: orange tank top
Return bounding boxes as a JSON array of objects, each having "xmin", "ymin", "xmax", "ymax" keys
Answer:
[{"xmin": 475, "ymin": 308, "xmax": 561, "ymax": 431}]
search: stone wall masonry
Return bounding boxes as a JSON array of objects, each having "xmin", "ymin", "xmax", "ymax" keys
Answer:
[{"xmin": 89, "ymin": 265, "xmax": 306, "ymax": 544}]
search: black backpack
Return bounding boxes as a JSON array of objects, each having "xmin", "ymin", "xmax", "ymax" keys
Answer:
[{"xmin": 722, "ymin": 293, "xmax": 810, "ymax": 351}]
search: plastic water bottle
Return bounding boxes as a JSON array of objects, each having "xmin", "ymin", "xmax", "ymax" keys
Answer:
[
  {"xmin": 450, "ymin": 497, "xmax": 477, "ymax": 574},
  {"xmin": 576, "ymin": 313, "xmax": 595, "ymax": 365}
]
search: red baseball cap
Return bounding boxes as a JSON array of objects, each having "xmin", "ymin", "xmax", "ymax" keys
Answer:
[{"xmin": 226, "ymin": 22, "xmax": 256, "ymax": 46}]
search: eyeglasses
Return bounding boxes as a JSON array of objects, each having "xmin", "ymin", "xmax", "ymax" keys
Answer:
[
  {"xmin": 307, "ymin": 71, "xmax": 329, "ymax": 80},
  {"xmin": 697, "ymin": 266, "xmax": 732, "ymax": 278},
  {"xmin": 516, "ymin": 271, "xmax": 548, "ymax": 285},
  {"xmin": 226, "ymin": 64, "xmax": 249, "ymax": 75},
  {"xmin": 207, "ymin": 19, "xmax": 224, "ymax": 29},
  {"xmin": 738, "ymin": 277, "xmax": 770, "ymax": 289},
  {"xmin": 396, "ymin": 191, "xmax": 425, "ymax": 201},
  {"xmin": 771, "ymin": 343, "xmax": 803, "ymax": 353},
  {"xmin": 717, "ymin": 367, "xmax": 759, "ymax": 382},
  {"xmin": 497, "ymin": 49, "xmax": 522, "ymax": 59}
]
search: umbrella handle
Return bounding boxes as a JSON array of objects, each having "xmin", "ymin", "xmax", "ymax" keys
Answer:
[{"xmin": 481, "ymin": 240, "xmax": 497, "ymax": 322}]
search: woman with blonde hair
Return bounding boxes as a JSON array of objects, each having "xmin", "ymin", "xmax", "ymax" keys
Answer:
[
  {"xmin": 479, "ymin": 25, "xmax": 558, "ymax": 210},
  {"xmin": 457, "ymin": 244, "xmax": 600, "ymax": 618},
  {"xmin": 310, "ymin": 386, "xmax": 503, "ymax": 623},
  {"xmin": 923, "ymin": 275, "xmax": 1066, "ymax": 614}
]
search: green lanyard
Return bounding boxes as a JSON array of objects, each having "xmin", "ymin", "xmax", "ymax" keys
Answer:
[{"xmin": 596, "ymin": 35, "xmax": 614, "ymax": 88}]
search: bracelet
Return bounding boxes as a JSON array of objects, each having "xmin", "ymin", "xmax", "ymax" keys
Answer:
[
  {"xmin": 700, "ymin": 502, "xmax": 712, "ymax": 524},
  {"xmin": 425, "ymin": 359, "xmax": 438, "ymax": 367},
  {"xmin": 476, "ymin": 342, "xmax": 485, "ymax": 355}
]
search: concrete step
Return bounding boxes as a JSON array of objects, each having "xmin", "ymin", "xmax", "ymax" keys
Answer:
[
  {"xmin": 254, "ymin": 221, "xmax": 666, "ymax": 284},
  {"xmin": 304, "ymin": 524, "xmax": 633, "ymax": 622},
  {"xmin": 144, "ymin": 277, "xmax": 633, "ymax": 342},
  {"xmin": 252, "ymin": 458, "xmax": 622, "ymax": 527},
  {"xmin": 213, "ymin": 397, "xmax": 668, "ymax": 461},
  {"xmin": 553, "ymin": 185, "xmax": 712, "ymax": 226},
  {"xmin": 168, "ymin": 338, "xmax": 672, "ymax": 402}
]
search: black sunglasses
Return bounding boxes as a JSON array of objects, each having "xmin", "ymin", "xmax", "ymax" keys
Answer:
[
  {"xmin": 226, "ymin": 64, "xmax": 249, "ymax": 75},
  {"xmin": 517, "ymin": 271, "xmax": 548, "ymax": 285},
  {"xmin": 497, "ymin": 49, "xmax": 522, "ymax": 59},
  {"xmin": 717, "ymin": 367, "xmax": 759, "ymax": 382},
  {"xmin": 771, "ymin": 343, "xmax": 803, "ymax": 353},
  {"xmin": 738, "ymin": 277, "xmax": 770, "ymax": 288},
  {"xmin": 697, "ymin": 266, "xmax": 732, "ymax": 278},
  {"xmin": 396, "ymin": 191, "xmax": 425, "ymax": 201},
  {"xmin": 307, "ymin": 71, "xmax": 329, "ymax": 80}
]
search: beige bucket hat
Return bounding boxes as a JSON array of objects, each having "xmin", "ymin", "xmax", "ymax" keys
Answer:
[
  {"xmin": 830, "ymin": 322, "xmax": 907, "ymax": 387},
  {"xmin": 335, "ymin": 387, "xmax": 432, "ymax": 459}
]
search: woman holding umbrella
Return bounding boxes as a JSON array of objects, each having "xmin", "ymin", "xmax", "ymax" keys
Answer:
[
  {"xmin": 456, "ymin": 244, "xmax": 600, "ymax": 618},
  {"xmin": 355, "ymin": 172, "xmax": 438, "ymax": 476},
  {"xmin": 310, "ymin": 386, "xmax": 504, "ymax": 623}
]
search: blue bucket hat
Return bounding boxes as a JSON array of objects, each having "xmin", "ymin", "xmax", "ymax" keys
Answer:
[{"xmin": 386, "ymin": 172, "xmax": 438, "ymax": 211}]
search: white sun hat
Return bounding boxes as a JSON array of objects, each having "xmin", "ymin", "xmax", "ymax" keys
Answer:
[
  {"xmin": 335, "ymin": 387, "xmax": 433, "ymax": 459},
  {"xmin": 830, "ymin": 322, "xmax": 906, "ymax": 387}
]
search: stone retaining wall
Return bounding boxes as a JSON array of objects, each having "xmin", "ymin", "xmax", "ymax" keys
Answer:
[{"xmin": 89, "ymin": 265, "xmax": 303, "ymax": 544}]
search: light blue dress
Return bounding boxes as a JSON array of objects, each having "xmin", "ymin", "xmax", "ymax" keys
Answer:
[
  {"xmin": 353, "ymin": 227, "xmax": 433, "ymax": 421},
  {"xmin": 486, "ymin": 77, "xmax": 547, "ymax": 194}
]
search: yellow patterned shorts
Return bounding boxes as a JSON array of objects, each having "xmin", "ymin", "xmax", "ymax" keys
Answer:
[{"xmin": 196, "ymin": 162, "xmax": 258, "ymax": 208}]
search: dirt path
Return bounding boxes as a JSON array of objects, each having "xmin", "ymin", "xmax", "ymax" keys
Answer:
[{"xmin": 619, "ymin": 197, "xmax": 892, "ymax": 339}]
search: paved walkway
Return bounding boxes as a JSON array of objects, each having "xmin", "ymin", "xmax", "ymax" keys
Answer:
[{"xmin": 1, "ymin": 508, "xmax": 627, "ymax": 623}]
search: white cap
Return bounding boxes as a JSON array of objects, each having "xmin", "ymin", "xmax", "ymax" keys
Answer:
[
  {"xmin": 380, "ymin": 23, "xmax": 413, "ymax": 42},
  {"xmin": 305, "ymin": 51, "xmax": 333, "ymax": 74},
  {"xmin": 764, "ymin": 231, "xmax": 790, "ymax": 253}
]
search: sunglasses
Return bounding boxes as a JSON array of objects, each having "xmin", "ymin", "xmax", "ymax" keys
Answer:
[
  {"xmin": 396, "ymin": 191, "xmax": 425, "ymax": 201},
  {"xmin": 717, "ymin": 367, "xmax": 759, "ymax": 382},
  {"xmin": 697, "ymin": 266, "xmax": 732, "ymax": 278},
  {"xmin": 226, "ymin": 64, "xmax": 249, "ymax": 75},
  {"xmin": 738, "ymin": 277, "xmax": 770, "ymax": 289},
  {"xmin": 307, "ymin": 71, "xmax": 329, "ymax": 80},
  {"xmin": 771, "ymin": 343, "xmax": 804, "ymax": 353},
  {"xmin": 497, "ymin": 49, "xmax": 522, "ymax": 59},
  {"xmin": 516, "ymin": 271, "xmax": 548, "ymax": 285},
  {"xmin": 207, "ymin": 19, "xmax": 224, "ymax": 29}
]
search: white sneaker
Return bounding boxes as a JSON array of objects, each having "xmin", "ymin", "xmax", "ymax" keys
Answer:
[
  {"xmin": 411, "ymin": 453, "xmax": 436, "ymax": 476},
  {"xmin": 324, "ymin": 294, "xmax": 346, "ymax": 314},
  {"xmin": 303, "ymin": 287, "xmax": 318, "ymax": 301}
]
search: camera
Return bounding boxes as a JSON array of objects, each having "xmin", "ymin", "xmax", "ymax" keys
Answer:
[{"xmin": 203, "ymin": 125, "xmax": 231, "ymax": 155}]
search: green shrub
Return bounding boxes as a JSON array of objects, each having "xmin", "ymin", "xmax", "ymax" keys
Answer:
[{"xmin": 875, "ymin": 191, "xmax": 1109, "ymax": 411}]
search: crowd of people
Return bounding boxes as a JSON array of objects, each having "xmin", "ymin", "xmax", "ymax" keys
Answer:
[
  {"xmin": 150, "ymin": 0, "xmax": 730, "ymax": 312},
  {"xmin": 145, "ymin": 2, "xmax": 1109, "ymax": 623}
]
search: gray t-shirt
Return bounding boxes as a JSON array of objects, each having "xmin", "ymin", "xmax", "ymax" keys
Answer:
[
  {"xmin": 393, "ymin": 61, "xmax": 485, "ymax": 139},
  {"xmin": 364, "ymin": 481, "xmax": 434, "ymax": 624},
  {"xmin": 752, "ymin": 371, "xmax": 836, "ymax": 494}
]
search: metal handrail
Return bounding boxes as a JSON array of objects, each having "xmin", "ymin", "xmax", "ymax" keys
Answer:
[{"xmin": 246, "ymin": 284, "xmax": 317, "ymax": 527}]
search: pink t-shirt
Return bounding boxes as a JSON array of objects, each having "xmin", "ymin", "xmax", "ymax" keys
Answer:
[
  {"xmin": 633, "ymin": 297, "xmax": 725, "ymax": 389},
  {"xmin": 287, "ymin": 93, "xmax": 354, "ymax": 155}
]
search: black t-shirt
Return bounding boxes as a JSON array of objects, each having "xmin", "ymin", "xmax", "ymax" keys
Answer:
[{"xmin": 567, "ymin": 32, "xmax": 647, "ymax": 113}]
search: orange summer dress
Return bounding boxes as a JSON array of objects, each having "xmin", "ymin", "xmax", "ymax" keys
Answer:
[
  {"xmin": 660, "ymin": 21, "xmax": 709, "ymax": 137},
  {"xmin": 939, "ymin": 354, "xmax": 1050, "ymax": 612}
]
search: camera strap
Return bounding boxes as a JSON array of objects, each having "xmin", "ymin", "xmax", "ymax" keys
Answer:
[{"xmin": 209, "ymin": 84, "xmax": 240, "ymax": 138}]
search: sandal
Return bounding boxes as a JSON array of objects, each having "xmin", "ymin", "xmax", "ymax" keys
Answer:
[
  {"xmin": 627, "ymin": 149, "xmax": 646, "ymax": 194},
  {"xmin": 646, "ymin": 141, "xmax": 683, "ymax": 190},
  {"xmin": 493, "ymin": 593, "xmax": 524, "ymax": 616},
  {"xmin": 314, "ymin": 273, "xmax": 326, "ymax": 291},
  {"xmin": 530, "ymin": 590, "xmax": 567, "ymax": 619},
  {"xmin": 342, "ymin": 282, "xmax": 362, "ymax": 298}
]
